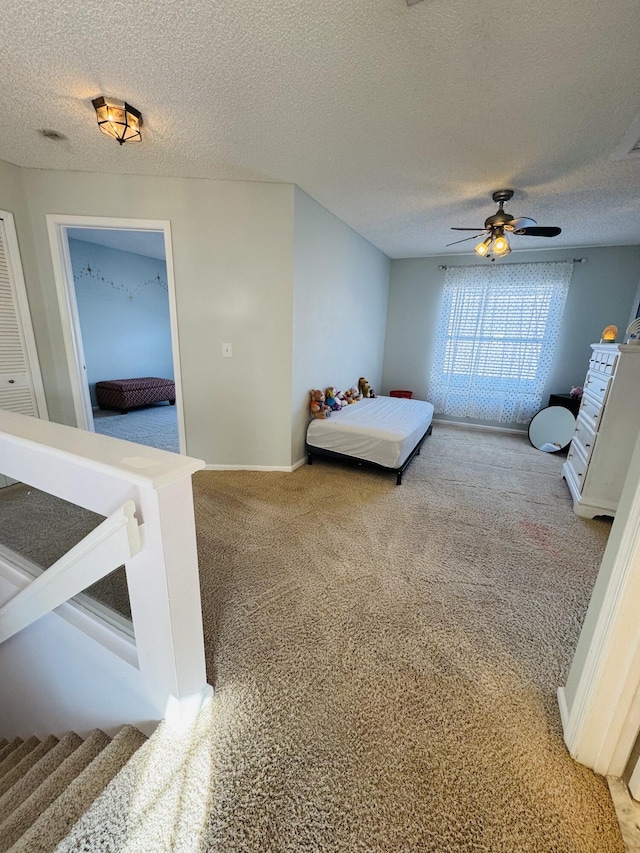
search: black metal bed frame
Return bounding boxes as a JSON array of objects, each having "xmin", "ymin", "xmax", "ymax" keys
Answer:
[{"xmin": 306, "ymin": 423, "xmax": 433, "ymax": 485}]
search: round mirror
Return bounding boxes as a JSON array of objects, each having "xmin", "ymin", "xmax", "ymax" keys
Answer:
[{"xmin": 528, "ymin": 406, "xmax": 576, "ymax": 452}]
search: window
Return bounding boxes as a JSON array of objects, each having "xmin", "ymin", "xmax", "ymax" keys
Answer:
[{"xmin": 429, "ymin": 261, "xmax": 573, "ymax": 424}]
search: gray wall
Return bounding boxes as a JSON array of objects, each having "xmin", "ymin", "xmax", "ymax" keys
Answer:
[
  {"xmin": 1, "ymin": 164, "xmax": 390, "ymax": 469},
  {"xmin": 291, "ymin": 188, "xmax": 390, "ymax": 464},
  {"xmin": 10, "ymin": 167, "xmax": 295, "ymax": 468},
  {"xmin": 68, "ymin": 239, "xmax": 172, "ymax": 406},
  {"xmin": 382, "ymin": 246, "xmax": 640, "ymax": 429}
]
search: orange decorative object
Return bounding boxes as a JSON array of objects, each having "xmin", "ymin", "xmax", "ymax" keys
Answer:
[{"xmin": 601, "ymin": 325, "xmax": 617, "ymax": 342}]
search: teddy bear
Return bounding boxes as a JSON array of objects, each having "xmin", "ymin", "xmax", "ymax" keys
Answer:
[
  {"xmin": 358, "ymin": 377, "xmax": 376, "ymax": 398},
  {"xmin": 325, "ymin": 387, "xmax": 341, "ymax": 412},
  {"xmin": 310, "ymin": 389, "xmax": 331, "ymax": 419}
]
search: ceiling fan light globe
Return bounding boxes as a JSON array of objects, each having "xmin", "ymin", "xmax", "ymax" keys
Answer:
[
  {"xmin": 474, "ymin": 236, "xmax": 492, "ymax": 256},
  {"xmin": 492, "ymin": 235, "xmax": 511, "ymax": 256}
]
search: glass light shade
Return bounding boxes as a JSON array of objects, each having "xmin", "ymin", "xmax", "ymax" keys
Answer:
[
  {"xmin": 601, "ymin": 325, "xmax": 618, "ymax": 342},
  {"xmin": 492, "ymin": 233, "xmax": 511, "ymax": 256},
  {"xmin": 92, "ymin": 97, "xmax": 142, "ymax": 144},
  {"xmin": 474, "ymin": 237, "xmax": 492, "ymax": 257}
]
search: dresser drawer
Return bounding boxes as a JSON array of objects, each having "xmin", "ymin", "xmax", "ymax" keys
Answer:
[
  {"xmin": 572, "ymin": 415, "xmax": 597, "ymax": 463},
  {"xmin": 583, "ymin": 370, "xmax": 611, "ymax": 404},
  {"xmin": 566, "ymin": 441, "xmax": 588, "ymax": 492},
  {"xmin": 578, "ymin": 390, "xmax": 604, "ymax": 430},
  {"xmin": 589, "ymin": 350, "xmax": 619, "ymax": 376}
]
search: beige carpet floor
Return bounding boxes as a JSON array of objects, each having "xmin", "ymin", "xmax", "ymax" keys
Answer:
[
  {"xmin": 0, "ymin": 424, "xmax": 624, "ymax": 851},
  {"xmin": 191, "ymin": 424, "xmax": 622, "ymax": 852}
]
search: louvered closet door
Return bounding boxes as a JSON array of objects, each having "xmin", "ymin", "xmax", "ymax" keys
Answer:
[{"xmin": 0, "ymin": 216, "xmax": 40, "ymax": 416}]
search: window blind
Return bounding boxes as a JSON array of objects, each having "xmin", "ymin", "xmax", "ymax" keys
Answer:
[{"xmin": 429, "ymin": 261, "xmax": 572, "ymax": 424}]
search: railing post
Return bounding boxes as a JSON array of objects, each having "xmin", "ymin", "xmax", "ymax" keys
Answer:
[{"xmin": 127, "ymin": 475, "xmax": 213, "ymax": 730}]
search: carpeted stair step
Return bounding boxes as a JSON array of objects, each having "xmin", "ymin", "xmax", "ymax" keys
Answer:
[
  {"xmin": 0, "ymin": 738, "xmax": 39, "ymax": 780},
  {"xmin": 57, "ymin": 704, "xmax": 214, "ymax": 853},
  {"xmin": 0, "ymin": 737, "xmax": 58, "ymax": 798},
  {"xmin": 0, "ymin": 740, "xmax": 22, "ymax": 766},
  {"xmin": 8, "ymin": 725, "xmax": 147, "ymax": 853},
  {"xmin": 0, "ymin": 733, "xmax": 82, "ymax": 824},
  {"xmin": 0, "ymin": 729, "xmax": 110, "ymax": 853}
]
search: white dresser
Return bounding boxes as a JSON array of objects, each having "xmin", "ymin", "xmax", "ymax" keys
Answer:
[{"xmin": 563, "ymin": 343, "xmax": 640, "ymax": 518}]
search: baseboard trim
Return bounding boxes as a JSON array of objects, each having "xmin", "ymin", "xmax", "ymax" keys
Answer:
[
  {"xmin": 292, "ymin": 457, "xmax": 307, "ymax": 471},
  {"xmin": 606, "ymin": 776, "xmax": 640, "ymax": 851},
  {"xmin": 557, "ymin": 686, "xmax": 570, "ymax": 737},
  {"xmin": 432, "ymin": 418, "xmax": 527, "ymax": 436},
  {"xmin": 164, "ymin": 684, "xmax": 214, "ymax": 734},
  {"xmin": 203, "ymin": 463, "xmax": 298, "ymax": 473}
]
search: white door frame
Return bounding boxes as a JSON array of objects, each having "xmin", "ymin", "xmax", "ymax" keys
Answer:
[
  {"xmin": 558, "ymin": 433, "xmax": 640, "ymax": 779},
  {"xmin": 47, "ymin": 215, "xmax": 186, "ymax": 454},
  {"xmin": 0, "ymin": 209, "xmax": 49, "ymax": 421}
]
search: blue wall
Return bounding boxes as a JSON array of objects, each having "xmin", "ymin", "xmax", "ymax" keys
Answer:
[
  {"xmin": 68, "ymin": 238, "xmax": 173, "ymax": 406},
  {"xmin": 382, "ymin": 245, "xmax": 640, "ymax": 430}
]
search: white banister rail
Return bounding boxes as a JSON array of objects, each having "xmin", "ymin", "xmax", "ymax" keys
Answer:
[
  {"xmin": 0, "ymin": 410, "xmax": 213, "ymax": 736},
  {"xmin": 0, "ymin": 500, "xmax": 140, "ymax": 646}
]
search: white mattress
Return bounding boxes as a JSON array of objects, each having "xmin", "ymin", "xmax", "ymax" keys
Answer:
[{"xmin": 306, "ymin": 395, "xmax": 434, "ymax": 469}]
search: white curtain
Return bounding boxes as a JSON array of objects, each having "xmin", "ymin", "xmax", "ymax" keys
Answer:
[{"xmin": 428, "ymin": 261, "xmax": 573, "ymax": 424}]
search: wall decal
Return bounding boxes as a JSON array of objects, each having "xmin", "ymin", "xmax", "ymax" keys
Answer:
[{"xmin": 73, "ymin": 263, "xmax": 168, "ymax": 302}]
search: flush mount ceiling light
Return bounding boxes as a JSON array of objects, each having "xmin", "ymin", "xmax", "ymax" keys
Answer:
[
  {"xmin": 449, "ymin": 190, "xmax": 562, "ymax": 260},
  {"xmin": 92, "ymin": 96, "xmax": 142, "ymax": 145}
]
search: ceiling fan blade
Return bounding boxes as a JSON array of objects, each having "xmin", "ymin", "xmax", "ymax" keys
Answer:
[
  {"xmin": 445, "ymin": 233, "xmax": 486, "ymax": 247},
  {"xmin": 450, "ymin": 227, "xmax": 485, "ymax": 231},
  {"xmin": 513, "ymin": 226, "xmax": 561, "ymax": 237},
  {"xmin": 504, "ymin": 217, "xmax": 536, "ymax": 232}
]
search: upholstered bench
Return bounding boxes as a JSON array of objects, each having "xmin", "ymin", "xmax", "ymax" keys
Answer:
[{"xmin": 96, "ymin": 377, "xmax": 176, "ymax": 414}]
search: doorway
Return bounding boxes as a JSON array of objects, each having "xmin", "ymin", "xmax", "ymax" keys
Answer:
[{"xmin": 47, "ymin": 216, "xmax": 185, "ymax": 454}]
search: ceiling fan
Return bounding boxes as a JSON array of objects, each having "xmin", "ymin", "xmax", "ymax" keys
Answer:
[{"xmin": 447, "ymin": 189, "xmax": 561, "ymax": 258}]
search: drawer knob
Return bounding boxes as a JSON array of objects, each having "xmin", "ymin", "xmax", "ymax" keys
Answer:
[
  {"xmin": 585, "ymin": 443, "xmax": 591, "ymax": 448},
  {"xmin": 8, "ymin": 379, "xmax": 15, "ymax": 384}
]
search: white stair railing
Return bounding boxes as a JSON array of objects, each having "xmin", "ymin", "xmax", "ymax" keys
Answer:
[
  {"xmin": 0, "ymin": 410, "xmax": 212, "ymax": 737},
  {"xmin": 0, "ymin": 500, "xmax": 140, "ymax": 645}
]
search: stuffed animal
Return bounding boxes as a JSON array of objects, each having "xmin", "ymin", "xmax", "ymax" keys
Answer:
[
  {"xmin": 310, "ymin": 389, "xmax": 331, "ymax": 419},
  {"xmin": 350, "ymin": 386, "xmax": 361, "ymax": 402},
  {"xmin": 325, "ymin": 387, "xmax": 341, "ymax": 412},
  {"xmin": 358, "ymin": 377, "xmax": 376, "ymax": 398},
  {"xmin": 337, "ymin": 390, "xmax": 348, "ymax": 408}
]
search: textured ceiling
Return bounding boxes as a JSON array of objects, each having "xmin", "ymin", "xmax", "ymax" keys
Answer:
[{"xmin": 1, "ymin": 0, "xmax": 640, "ymax": 258}]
